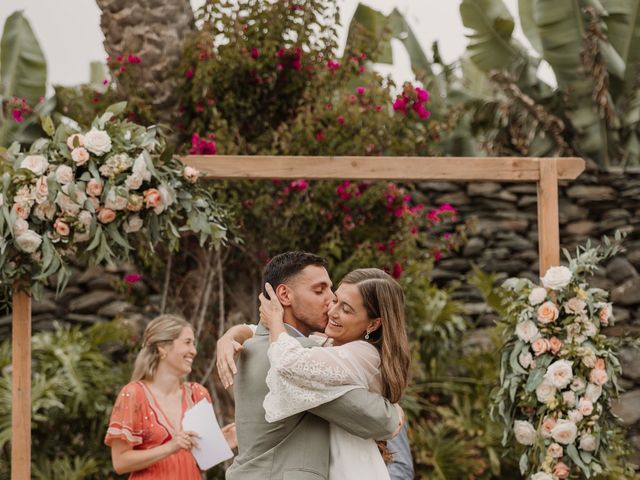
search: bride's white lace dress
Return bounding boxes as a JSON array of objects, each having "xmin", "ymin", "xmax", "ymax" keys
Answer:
[{"xmin": 263, "ymin": 332, "xmax": 390, "ymax": 480}]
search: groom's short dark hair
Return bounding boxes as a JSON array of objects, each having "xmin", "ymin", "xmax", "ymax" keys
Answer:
[{"xmin": 262, "ymin": 251, "xmax": 328, "ymax": 298}]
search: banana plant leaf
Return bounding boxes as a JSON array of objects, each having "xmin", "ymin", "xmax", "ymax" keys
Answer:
[
  {"xmin": 518, "ymin": 0, "xmax": 543, "ymax": 55},
  {"xmin": 459, "ymin": 0, "xmax": 532, "ymax": 73},
  {"xmin": 601, "ymin": 0, "xmax": 640, "ymax": 93},
  {"xmin": 0, "ymin": 11, "xmax": 46, "ymax": 104}
]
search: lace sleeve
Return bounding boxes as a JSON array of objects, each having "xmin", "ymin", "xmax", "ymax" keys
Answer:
[{"xmin": 263, "ymin": 332, "xmax": 381, "ymax": 422}]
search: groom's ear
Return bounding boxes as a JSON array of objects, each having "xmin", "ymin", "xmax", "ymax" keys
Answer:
[{"xmin": 275, "ymin": 284, "xmax": 293, "ymax": 306}]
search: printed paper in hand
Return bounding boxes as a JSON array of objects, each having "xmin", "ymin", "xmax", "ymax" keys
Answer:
[{"xmin": 182, "ymin": 399, "xmax": 234, "ymax": 470}]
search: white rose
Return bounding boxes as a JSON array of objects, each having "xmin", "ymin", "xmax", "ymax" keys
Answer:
[
  {"xmin": 71, "ymin": 147, "xmax": 90, "ymax": 166},
  {"xmin": 55, "ymin": 165, "xmax": 74, "ymax": 185},
  {"xmin": 13, "ymin": 218, "xmax": 29, "ymax": 236},
  {"xmin": 84, "ymin": 128, "xmax": 112, "ymax": 155},
  {"xmin": 516, "ymin": 320, "xmax": 539, "ymax": 343},
  {"xmin": 55, "ymin": 192, "xmax": 81, "ymax": 215},
  {"xmin": 567, "ymin": 409, "xmax": 584, "ymax": 423},
  {"xmin": 123, "ymin": 215, "xmax": 143, "ymax": 233},
  {"xmin": 545, "ymin": 360, "xmax": 574, "ymax": 389},
  {"xmin": 536, "ymin": 379, "xmax": 557, "ymax": 403},
  {"xmin": 105, "ymin": 190, "xmax": 128, "ymax": 211},
  {"xmin": 584, "ymin": 383, "xmax": 602, "ymax": 402},
  {"xmin": 551, "ymin": 419, "xmax": 578, "ymax": 445},
  {"xmin": 15, "ymin": 230, "xmax": 42, "ymax": 253},
  {"xmin": 579, "ymin": 433, "xmax": 597, "ymax": 452},
  {"xmin": 78, "ymin": 210, "xmax": 92, "ymax": 226},
  {"xmin": 513, "ymin": 420, "xmax": 537, "ymax": 445},
  {"xmin": 531, "ymin": 473, "xmax": 553, "ymax": 480},
  {"xmin": 124, "ymin": 130, "xmax": 131, "ymax": 141},
  {"xmin": 125, "ymin": 173, "xmax": 143, "ymax": 190},
  {"xmin": 562, "ymin": 390, "xmax": 576, "ymax": 407},
  {"xmin": 133, "ymin": 154, "xmax": 151, "ymax": 181},
  {"xmin": 528, "ymin": 287, "xmax": 547, "ymax": 305},
  {"xmin": 541, "ymin": 265, "xmax": 572, "ymax": 290},
  {"xmin": 519, "ymin": 351, "xmax": 533, "ymax": 369},
  {"xmin": 20, "ymin": 155, "xmax": 49, "ymax": 175},
  {"xmin": 66, "ymin": 133, "xmax": 85, "ymax": 149}
]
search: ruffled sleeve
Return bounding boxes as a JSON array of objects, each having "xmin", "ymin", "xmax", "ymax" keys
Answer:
[
  {"xmin": 263, "ymin": 333, "xmax": 381, "ymax": 422},
  {"xmin": 104, "ymin": 382, "xmax": 145, "ymax": 446}
]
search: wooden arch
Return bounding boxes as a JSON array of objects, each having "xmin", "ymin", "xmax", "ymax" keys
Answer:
[{"xmin": 10, "ymin": 155, "xmax": 584, "ymax": 479}]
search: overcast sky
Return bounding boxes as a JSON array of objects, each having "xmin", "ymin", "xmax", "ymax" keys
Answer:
[{"xmin": 2, "ymin": 0, "xmax": 551, "ymax": 90}]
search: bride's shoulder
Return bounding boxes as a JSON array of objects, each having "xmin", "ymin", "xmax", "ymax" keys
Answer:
[{"xmin": 341, "ymin": 340, "xmax": 380, "ymax": 358}]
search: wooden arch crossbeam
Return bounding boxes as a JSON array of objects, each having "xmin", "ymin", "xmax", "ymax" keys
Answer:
[{"xmin": 10, "ymin": 155, "xmax": 584, "ymax": 479}]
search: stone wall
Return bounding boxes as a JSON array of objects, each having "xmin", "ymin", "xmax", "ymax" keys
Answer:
[{"xmin": 414, "ymin": 167, "xmax": 640, "ymax": 464}]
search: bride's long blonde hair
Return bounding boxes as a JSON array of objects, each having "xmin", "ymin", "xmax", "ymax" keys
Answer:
[{"xmin": 131, "ymin": 314, "xmax": 192, "ymax": 381}]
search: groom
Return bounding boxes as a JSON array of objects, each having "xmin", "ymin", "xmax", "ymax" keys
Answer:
[{"xmin": 218, "ymin": 251, "xmax": 402, "ymax": 479}]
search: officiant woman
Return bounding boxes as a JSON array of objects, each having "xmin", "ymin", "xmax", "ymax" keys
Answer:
[{"xmin": 104, "ymin": 314, "xmax": 236, "ymax": 479}]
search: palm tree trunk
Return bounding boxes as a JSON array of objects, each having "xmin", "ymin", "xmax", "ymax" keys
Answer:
[{"xmin": 96, "ymin": 0, "xmax": 194, "ymax": 125}]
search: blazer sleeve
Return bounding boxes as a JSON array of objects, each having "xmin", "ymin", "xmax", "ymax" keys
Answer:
[{"xmin": 308, "ymin": 387, "xmax": 400, "ymax": 440}]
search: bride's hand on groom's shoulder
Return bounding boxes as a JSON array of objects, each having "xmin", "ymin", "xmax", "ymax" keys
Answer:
[{"xmin": 258, "ymin": 283, "xmax": 285, "ymax": 330}]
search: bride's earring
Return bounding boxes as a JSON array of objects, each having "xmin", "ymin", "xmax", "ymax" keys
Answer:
[{"xmin": 364, "ymin": 330, "xmax": 370, "ymax": 340}]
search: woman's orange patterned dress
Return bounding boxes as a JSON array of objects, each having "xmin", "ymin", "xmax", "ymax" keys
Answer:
[{"xmin": 104, "ymin": 381, "xmax": 212, "ymax": 479}]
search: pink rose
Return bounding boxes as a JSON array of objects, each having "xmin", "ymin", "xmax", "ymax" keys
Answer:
[
  {"xmin": 564, "ymin": 297, "xmax": 586, "ymax": 315},
  {"xmin": 549, "ymin": 336, "xmax": 563, "ymax": 354},
  {"xmin": 540, "ymin": 417, "xmax": 556, "ymax": 438},
  {"xmin": 532, "ymin": 337, "xmax": 550, "ymax": 356},
  {"xmin": 12, "ymin": 203, "xmax": 30, "ymax": 219},
  {"xmin": 547, "ymin": 443, "xmax": 563, "ymax": 458},
  {"xmin": 97, "ymin": 208, "xmax": 116, "ymax": 224},
  {"xmin": 578, "ymin": 398, "xmax": 593, "ymax": 416},
  {"xmin": 537, "ymin": 301, "xmax": 559, "ymax": 324},
  {"xmin": 86, "ymin": 179, "xmax": 103, "ymax": 197},
  {"xmin": 589, "ymin": 368, "xmax": 608, "ymax": 386},
  {"xmin": 71, "ymin": 147, "xmax": 90, "ymax": 166},
  {"xmin": 597, "ymin": 303, "xmax": 612, "ymax": 325},
  {"xmin": 143, "ymin": 188, "xmax": 162, "ymax": 209},
  {"xmin": 54, "ymin": 218, "xmax": 70, "ymax": 236},
  {"xmin": 595, "ymin": 358, "xmax": 605, "ymax": 370},
  {"xmin": 553, "ymin": 462, "xmax": 571, "ymax": 479}
]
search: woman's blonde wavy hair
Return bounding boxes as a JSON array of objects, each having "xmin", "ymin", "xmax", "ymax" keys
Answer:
[{"xmin": 131, "ymin": 314, "xmax": 193, "ymax": 382}]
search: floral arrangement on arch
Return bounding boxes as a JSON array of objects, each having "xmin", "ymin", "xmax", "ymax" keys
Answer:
[
  {"xmin": 0, "ymin": 102, "xmax": 228, "ymax": 297},
  {"xmin": 492, "ymin": 234, "xmax": 636, "ymax": 480}
]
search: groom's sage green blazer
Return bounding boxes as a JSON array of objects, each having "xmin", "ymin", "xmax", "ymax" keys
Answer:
[{"xmin": 225, "ymin": 324, "xmax": 400, "ymax": 480}]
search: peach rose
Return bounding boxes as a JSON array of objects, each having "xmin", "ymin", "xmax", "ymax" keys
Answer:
[
  {"xmin": 12, "ymin": 203, "xmax": 30, "ymax": 219},
  {"xmin": 86, "ymin": 179, "xmax": 103, "ymax": 197},
  {"xmin": 143, "ymin": 188, "xmax": 162, "ymax": 209},
  {"xmin": 597, "ymin": 303, "xmax": 612, "ymax": 325},
  {"xmin": 595, "ymin": 358, "xmax": 605, "ymax": 370},
  {"xmin": 564, "ymin": 297, "xmax": 586, "ymax": 315},
  {"xmin": 34, "ymin": 176, "xmax": 49, "ymax": 203},
  {"xmin": 537, "ymin": 301, "xmax": 559, "ymax": 324},
  {"xmin": 589, "ymin": 368, "xmax": 608, "ymax": 386},
  {"xmin": 97, "ymin": 208, "xmax": 116, "ymax": 224},
  {"xmin": 549, "ymin": 336, "xmax": 563, "ymax": 354},
  {"xmin": 54, "ymin": 218, "xmax": 70, "ymax": 236},
  {"xmin": 71, "ymin": 147, "xmax": 90, "ymax": 166},
  {"xmin": 553, "ymin": 462, "xmax": 571, "ymax": 479},
  {"xmin": 532, "ymin": 337, "xmax": 550, "ymax": 356}
]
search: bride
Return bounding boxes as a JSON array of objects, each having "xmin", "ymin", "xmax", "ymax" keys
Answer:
[{"xmin": 257, "ymin": 268, "xmax": 410, "ymax": 479}]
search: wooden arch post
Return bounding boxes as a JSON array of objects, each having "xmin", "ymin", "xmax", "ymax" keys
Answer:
[{"xmin": 10, "ymin": 156, "xmax": 581, "ymax": 479}]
